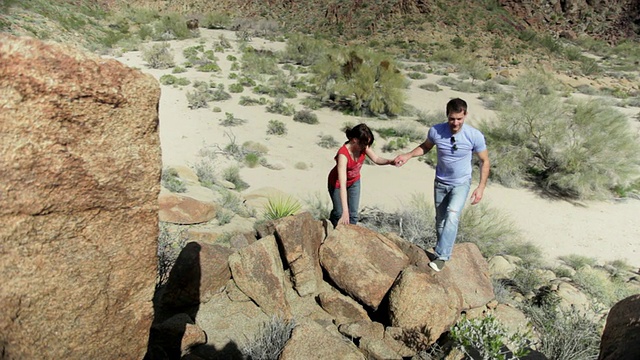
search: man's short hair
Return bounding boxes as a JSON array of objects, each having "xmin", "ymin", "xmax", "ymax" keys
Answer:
[{"xmin": 446, "ymin": 98, "xmax": 467, "ymax": 115}]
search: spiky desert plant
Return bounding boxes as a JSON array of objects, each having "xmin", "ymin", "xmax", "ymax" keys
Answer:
[
  {"xmin": 142, "ymin": 42, "xmax": 175, "ymax": 69},
  {"xmin": 264, "ymin": 196, "xmax": 302, "ymax": 220}
]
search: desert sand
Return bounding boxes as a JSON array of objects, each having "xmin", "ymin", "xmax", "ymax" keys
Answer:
[{"xmin": 111, "ymin": 29, "xmax": 640, "ymax": 267}]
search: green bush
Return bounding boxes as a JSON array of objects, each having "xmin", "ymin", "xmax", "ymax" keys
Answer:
[
  {"xmin": 572, "ymin": 267, "xmax": 636, "ymax": 307},
  {"xmin": 480, "ymin": 71, "xmax": 640, "ymax": 199},
  {"xmin": 222, "ymin": 165, "xmax": 249, "ymax": 191},
  {"xmin": 266, "ymin": 97, "xmax": 295, "ymax": 116},
  {"xmin": 303, "ymin": 192, "xmax": 331, "ymax": 221},
  {"xmin": 311, "ymin": 46, "xmax": 407, "ymax": 116},
  {"xmin": 161, "ymin": 167, "xmax": 186, "ymax": 193},
  {"xmin": 316, "ymin": 135, "xmax": 339, "ymax": 149},
  {"xmin": 407, "ymin": 72, "xmax": 427, "ymax": 80},
  {"xmin": 151, "ymin": 13, "xmax": 193, "ymax": 40},
  {"xmin": 159, "ymin": 74, "xmax": 190, "ymax": 86},
  {"xmin": 220, "ymin": 112, "xmax": 246, "ymax": 127},
  {"xmin": 267, "ymin": 120, "xmax": 287, "ymax": 135},
  {"xmin": 381, "ymin": 137, "xmax": 410, "ymax": 152},
  {"xmin": 239, "ymin": 96, "xmax": 263, "ymax": 106},
  {"xmin": 241, "ymin": 48, "xmax": 280, "ymax": 76},
  {"xmin": 228, "ymin": 83, "xmax": 244, "ymax": 93},
  {"xmin": 172, "ymin": 66, "xmax": 187, "ymax": 74},
  {"xmin": 142, "ymin": 42, "xmax": 175, "ymax": 69},
  {"xmin": 293, "ymin": 109, "xmax": 318, "ymax": 124},
  {"xmin": 419, "ymin": 83, "xmax": 442, "ymax": 92},
  {"xmin": 244, "ymin": 153, "xmax": 261, "ymax": 168},
  {"xmin": 450, "ymin": 315, "xmax": 530, "ymax": 360},
  {"xmin": 186, "ymin": 88, "xmax": 209, "ymax": 109},
  {"xmin": 264, "ymin": 196, "xmax": 302, "ymax": 220},
  {"xmin": 210, "ymin": 84, "xmax": 231, "ymax": 101},
  {"xmin": 202, "ymin": 12, "xmax": 231, "ymax": 29},
  {"xmin": 282, "ymin": 33, "xmax": 328, "ymax": 66}
]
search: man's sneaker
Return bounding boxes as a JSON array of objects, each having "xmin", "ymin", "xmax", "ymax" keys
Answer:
[{"xmin": 428, "ymin": 259, "xmax": 446, "ymax": 272}]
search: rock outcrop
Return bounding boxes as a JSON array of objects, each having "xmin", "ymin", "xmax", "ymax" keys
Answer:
[
  {"xmin": 599, "ymin": 294, "xmax": 640, "ymax": 360},
  {"xmin": 153, "ymin": 213, "xmax": 497, "ymax": 358},
  {"xmin": 0, "ymin": 35, "xmax": 161, "ymax": 358}
]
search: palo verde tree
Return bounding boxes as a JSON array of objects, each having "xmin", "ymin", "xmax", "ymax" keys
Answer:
[
  {"xmin": 481, "ymin": 70, "xmax": 640, "ymax": 199},
  {"xmin": 311, "ymin": 46, "xmax": 407, "ymax": 116}
]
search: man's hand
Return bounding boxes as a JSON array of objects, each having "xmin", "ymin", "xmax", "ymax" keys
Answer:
[
  {"xmin": 470, "ymin": 187, "xmax": 484, "ymax": 205},
  {"xmin": 393, "ymin": 154, "xmax": 410, "ymax": 167}
]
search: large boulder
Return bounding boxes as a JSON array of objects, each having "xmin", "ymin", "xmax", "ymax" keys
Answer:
[
  {"xmin": 228, "ymin": 235, "xmax": 292, "ymax": 317},
  {"xmin": 273, "ymin": 212, "xmax": 325, "ymax": 297},
  {"xmin": 0, "ymin": 35, "xmax": 160, "ymax": 358},
  {"xmin": 319, "ymin": 225, "xmax": 410, "ymax": 310},
  {"xmin": 599, "ymin": 294, "xmax": 640, "ymax": 360}
]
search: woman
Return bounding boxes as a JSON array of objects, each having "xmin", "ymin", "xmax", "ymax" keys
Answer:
[{"xmin": 327, "ymin": 123, "xmax": 394, "ymax": 227}]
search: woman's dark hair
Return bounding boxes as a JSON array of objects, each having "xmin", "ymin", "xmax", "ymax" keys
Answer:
[{"xmin": 346, "ymin": 123, "xmax": 374, "ymax": 146}]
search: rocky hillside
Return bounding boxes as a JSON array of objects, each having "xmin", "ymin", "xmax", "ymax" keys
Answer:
[{"xmin": 126, "ymin": 0, "xmax": 639, "ymax": 44}]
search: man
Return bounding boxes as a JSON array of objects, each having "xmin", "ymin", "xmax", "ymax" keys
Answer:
[{"xmin": 394, "ymin": 98, "xmax": 490, "ymax": 272}]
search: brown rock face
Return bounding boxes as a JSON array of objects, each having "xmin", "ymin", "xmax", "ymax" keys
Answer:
[
  {"xmin": 599, "ymin": 294, "xmax": 640, "ymax": 360},
  {"xmin": 0, "ymin": 35, "xmax": 161, "ymax": 359}
]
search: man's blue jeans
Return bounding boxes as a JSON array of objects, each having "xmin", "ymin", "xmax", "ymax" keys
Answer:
[
  {"xmin": 329, "ymin": 180, "xmax": 361, "ymax": 227},
  {"xmin": 433, "ymin": 179, "xmax": 471, "ymax": 261}
]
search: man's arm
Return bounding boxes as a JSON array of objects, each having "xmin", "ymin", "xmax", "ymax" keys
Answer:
[
  {"xmin": 394, "ymin": 139, "xmax": 434, "ymax": 166},
  {"xmin": 470, "ymin": 149, "xmax": 490, "ymax": 205}
]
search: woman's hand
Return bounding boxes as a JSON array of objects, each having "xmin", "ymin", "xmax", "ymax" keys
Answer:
[{"xmin": 338, "ymin": 213, "xmax": 350, "ymax": 226}]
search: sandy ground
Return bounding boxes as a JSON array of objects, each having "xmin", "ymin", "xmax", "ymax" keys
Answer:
[{"xmin": 111, "ymin": 29, "xmax": 640, "ymax": 267}]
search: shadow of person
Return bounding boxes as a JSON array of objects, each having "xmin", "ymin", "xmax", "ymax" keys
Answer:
[{"xmin": 144, "ymin": 242, "xmax": 203, "ymax": 359}]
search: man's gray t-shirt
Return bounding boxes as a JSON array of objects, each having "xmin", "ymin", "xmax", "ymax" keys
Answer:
[{"xmin": 427, "ymin": 123, "xmax": 487, "ymax": 185}]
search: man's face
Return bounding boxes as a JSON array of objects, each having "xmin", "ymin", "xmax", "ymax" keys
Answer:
[{"xmin": 447, "ymin": 110, "xmax": 466, "ymax": 134}]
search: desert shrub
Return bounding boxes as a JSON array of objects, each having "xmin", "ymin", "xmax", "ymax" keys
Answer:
[
  {"xmin": 210, "ymin": 84, "xmax": 231, "ymax": 101},
  {"xmin": 217, "ymin": 188, "xmax": 255, "ymax": 218},
  {"xmin": 142, "ymin": 42, "xmax": 175, "ymax": 69},
  {"xmin": 559, "ymin": 254, "xmax": 597, "ymax": 270},
  {"xmin": 193, "ymin": 158, "xmax": 217, "ymax": 188},
  {"xmin": 197, "ymin": 62, "xmax": 220, "ymax": 72},
  {"xmin": 241, "ymin": 316, "xmax": 296, "ymax": 360},
  {"xmin": 172, "ymin": 66, "xmax": 186, "ymax": 73},
  {"xmin": 222, "ymin": 165, "xmax": 249, "ymax": 191},
  {"xmin": 241, "ymin": 47, "xmax": 280, "ymax": 76},
  {"xmin": 244, "ymin": 153, "xmax": 261, "ymax": 168},
  {"xmin": 220, "ymin": 112, "xmax": 246, "ymax": 127},
  {"xmin": 151, "ymin": 13, "xmax": 193, "ymax": 40},
  {"xmin": 226, "ymin": 54, "xmax": 237, "ymax": 61},
  {"xmin": 522, "ymin": 303, "xmax": 600, "ymax": 360},
  {"xmin": 294, "ymin": 162, "xmax": 308, "ymax": 170},
  {"xmin": 510, "ymin": 265, "xmax": 543, "ymax": 295},
  {"xmin": 282, "ymin": 33, "xmax": 328, "ymax": 66},
  {"xmin": 300, "ymin": 97, "xmax": 323, "ymax": 110},
  {"xmin": 303, "ymin": 192, "xmax": 331, "ymax": 221},
  {"xmin": 416, "ymin": 110, "xmax": 443, "ymax": 127},
  {"xmin": 458, "ymin": 203, "xmax": 539, "ymax": 265},
  {"xmin": 264, "ymin": 196, "xmax": 302, "ymax": 220},
  {"xmin": 480, "ymin": 71, "xmax": 640, "ymax": 199},
  {"xmin": 216, "ymin": 209, "xmax": 234, "ymax": 225},
  {"xmin": 419, "ymin": 83, "xmax": 442, "ymax": 92},
  {"xmin": 374, "ymin": 123, "xmax": 424, "ymax": 142},
  {"xmin": 212, "ymin": 106, "xmax": 221, "ymax": 112},
  {"xmin": 265, "ymin": 72, "xmax": 298, "ymax": 98},
  {"xmin": 242, "ymin": 141, "xmax": 269, "ymax": 156},
  {"xmin": 572, "ymin": 267, "xmax": 636, "ymax": 307},
  {"xmin": 186, "ymin": 87, "xmax": 209, "ymax": 109},
  {"xmin": 317, "ymin": 135, "xmax": 340, "ymax": 149},
  {"xmin": 161, "ymin": 167, "xmax": 186, "ymax": 193},
  {"xmin": 156, "ymin": 223, "xmax": 188, "ymax": 287},
  {"xmin": 159, "ymin": 74, "xmax": 190, "ymax": 86},
  {"xmin": 381, "ymin": 136, "xmax": 410, "ymax": 152},
  {"xmin": 458, "ymin": 58, "xmax": 492, "ymax": 83},
  {"xmin": 228, "ymin": 83, "xmax": 244, "ymax": 93},
  {"xmin": 238, "ymin": 96, "xmax": 264, "ymax": 106},
  {"xmin": 202, "ymin": 12, "xmax": 231, "ymax": 29},
  {"xmin": 407, "ymin": 72, "xmax": 427, "ymax": 80},
  {"xmin": 450, "ymin": 315, "xmax": 530, "ymax": 360},
  {"xmin": 311, "ymin": 46, "xmax": 407, "ymax": 116},
  {"xmin": 267, "ymin": 120, "xmax": 287, "ymax": 136},
  {"xmin": 293, "ymin": 109, "xmax": 318, "ymax": 124},
  {"xmin": 266, "ymin": 97, "xmax": 295, "ymax": 116}
]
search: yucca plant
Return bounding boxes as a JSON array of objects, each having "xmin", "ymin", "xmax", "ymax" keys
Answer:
[{"xmin": 264, "ymin": 196, "xmax": 302, "ymax": 220}]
